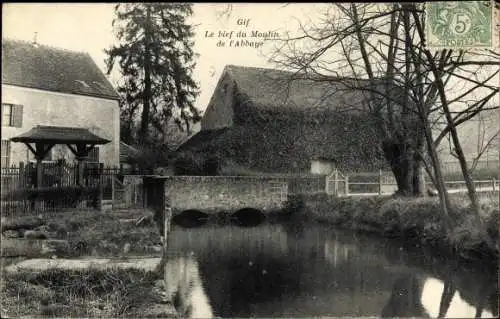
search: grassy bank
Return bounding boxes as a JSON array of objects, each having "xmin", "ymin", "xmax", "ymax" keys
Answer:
[
  {"xmin": 1, "ymin": 267, "xmax": 174, "ymax": 318},
  {"xmin": 1, "ymin": 208, "xmax": 176, "ymax": 318},
  {"xmin": 1, "ymin": 208, "xmax": 162, "ymax": 257},
  {"xmin": 289, "ymin": 192, "xmax": 499, "ymax": 264}
]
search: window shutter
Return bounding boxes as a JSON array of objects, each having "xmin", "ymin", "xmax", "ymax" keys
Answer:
[
  {"xmin": 1, "ymin": 140, "xmax": 11, "ymax": 168},
  {"xmin": 13, "ymin": 104, "xmax": 23, "ymax": 127}
]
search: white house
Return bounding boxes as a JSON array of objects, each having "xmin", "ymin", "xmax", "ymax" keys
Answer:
[{"xmin": 1, "ymin": 39, "xmax": 120, "ymax": 167}]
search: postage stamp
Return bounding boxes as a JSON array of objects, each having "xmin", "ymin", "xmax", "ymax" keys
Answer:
[{"xmin": 425, "ymin": 1, "xmax": 493, "ymax": 49}]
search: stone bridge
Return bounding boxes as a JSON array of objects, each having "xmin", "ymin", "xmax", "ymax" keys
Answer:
[{"xmin": 141, "ymin": 175, "xmax": 289, "ymax": 215}]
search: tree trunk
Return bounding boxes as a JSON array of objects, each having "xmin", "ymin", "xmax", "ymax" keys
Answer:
[
  {"xmin": 140, "ymin": 4, "xmax": 152, "ymax": 144},
  {"xmin": 412, "ymin": 133, "xmax": 426, "ymax": 195},
  {"xmin": 412, "ymin": 160, "xmax": 425, "ymax": 196},
  {"xmin": 382, "ymin": 141, "xmax": 424, "ymax": 196},
  {"xmin": 438, "ymin": 279, "xmax": 456, "ymax": 318},
  {"xmin": 423, "ymin": 115, "xmax": 454, "ymax": 231},
  {"xmin": 427, "ymin": 49, "xmax": 481, "ymax": 218}
]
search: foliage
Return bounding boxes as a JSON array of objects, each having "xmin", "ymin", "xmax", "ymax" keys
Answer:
[
  {"xmin": 5, "ymin": 186, "xmax": 101, "ymax": 209},
  {"xmin": 185, "ymin": 111, "xmax": 386, "ymax": 174},
  {"xmin": 203, "ymin": 153, "xmax": 222, "ymax": 175},
  {"xmin": 173, "ymin": 151, "xmax": 222, "ymax": 176},
  {"xmin": 173, "ymin": 151, "xmax": 204, "ymax": 175},
  {"xmin": 132, "ymin": 142, "xmax": 172, "ymax": 173},
  {"xmin": 299, "ymin": 192, "xmax": 499, "ymax": 262},
  {"xmin": 105, "ymin": 3, "xmax": 202, "ymax": 144}
]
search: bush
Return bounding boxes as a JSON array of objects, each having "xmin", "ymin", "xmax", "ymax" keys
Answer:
[
  {"xmin": 6, "ymin": 186, "xmax": 101, "ymax": 209},
  {"xmin": 203, "ymin": 154, "xmax": 222, "ymax": 175},
  {"xmin": 173, "ymin": 151, "xmax": 204, "ymax": 175},
  {"xmin": 173, "ymin": 151, "xmax": 222, "ymax": 176}
]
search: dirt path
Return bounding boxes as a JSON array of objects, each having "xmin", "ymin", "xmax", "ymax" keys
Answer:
[{"xmin": 4, "ymin": 257, "xmax": 162, "ymax": 273}]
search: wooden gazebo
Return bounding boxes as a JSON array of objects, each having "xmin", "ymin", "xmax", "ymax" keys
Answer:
[{"xmin": 10, "ymin": 125, "xmax": 110, "ymax": 187}]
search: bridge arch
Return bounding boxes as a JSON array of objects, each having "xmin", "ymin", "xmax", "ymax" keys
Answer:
[
  {"xmin": 173, "ymin": 209, "xmax": 210, "ymax": 228},
  {"xmin": 231, "ymin": 207, "xmax": 266, "ymax": 227}
]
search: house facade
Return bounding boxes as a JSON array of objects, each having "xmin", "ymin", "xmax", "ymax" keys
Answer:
[
  {"xmin": 1, "ymin": 39, "xmax": 120, "ymax": 167},
  {"xmin": 435, "ymin": 107, "xmax": 499, "ymax": 173}
]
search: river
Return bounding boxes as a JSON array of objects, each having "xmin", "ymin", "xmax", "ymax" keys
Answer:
[{"xmin": 162, "ymin": 221, "xmax": 498, "ymax": 318}]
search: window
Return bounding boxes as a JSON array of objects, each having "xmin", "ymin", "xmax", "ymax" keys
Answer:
[
  {"xmin": 86, "ymin": 147, "xmax": 100, "ymax": 163},
  {"xmin": 2, "ymin": 104, "xmax": 12, "ymax": 126},
  {"xmin": 1, "ymin": 140, "xmax": 11, "ymax": 168},
  {"xmin": 2, "ymin": 104, "xmax": 23, "ymax": 127}
]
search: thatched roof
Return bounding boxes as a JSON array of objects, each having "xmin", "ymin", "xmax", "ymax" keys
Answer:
[
  {"xmin": 223, "ymin": 65, "xmax": 394, "ymax": 114},
  {"xmin": 2, "ymin": 39, "xmax": 119, "ymax": 100},
  {"xmin": 178, "ymin": 65, "xmax": 393, "ymax": 173}
]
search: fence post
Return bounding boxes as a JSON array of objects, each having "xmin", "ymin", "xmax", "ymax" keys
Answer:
[
  {"xmin": 334, "ymin": 169, "xmax": 339, "ymax": 197},
  {"xmin": 379, "ymin": 169, "xmax": 382, "ymax": 195},
  {"xmin": 19, "ymin": 162, "xmax": 25, "ymax": 188},
  {"xmin": 325, "ymin": 174, "xmax": 330, "ymax": 195},
  {"xmin": 111, "ymin": 174, "xmax": 115, "ymax": 207},
  {"xmin": 345, "ymin": 175, "xmax": 349, "ymax": 196},
  {"xmin": 164, "ymin": 206, "xmax": 172, "ymax": 250},
  {"xmin": 422, "ymin": 171, "xmax": 426, "ymax": 189},
  {"xmin": 143, "ymin": 178, "xmax": 148, "ymax": 208},
  {"xmin": 97, "ymin": 185, "xmax": 103, "ymax": 211},
  {"xmin": 134, "ymin": 183, "xmax": 138, "ymax": 204}
]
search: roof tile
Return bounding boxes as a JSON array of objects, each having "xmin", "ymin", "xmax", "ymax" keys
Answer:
[{"xmin": 2, "ymin": 39, "xmax": 119, "ymax": 100}]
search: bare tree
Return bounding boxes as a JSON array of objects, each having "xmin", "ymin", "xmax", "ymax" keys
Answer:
[
  {"xmin": 445, "ymin": 109, "xmax": 500, "ymax": 172},
  {"xmin": 268, "ymin": 4, "xmax": 499, "ymax": 201},
  {"xmin": 265, "ymin": 3, "xmax": 499, "ymax": 240}
]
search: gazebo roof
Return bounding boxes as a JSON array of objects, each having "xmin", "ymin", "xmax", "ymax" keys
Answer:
[{"xmin": 10, "ymin": 125, "xmax": 110, "ymax": 144}]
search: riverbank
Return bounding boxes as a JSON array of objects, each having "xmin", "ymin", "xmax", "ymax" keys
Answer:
[
  {"xmin": 289, "ymin": 192, "xmax": 499, "ymax": 265},
  {"xmin": 1, "ymin": 208, "xmax": 177, "ymax": 318},
  {"xmin": 1, "ymin": 267, "xmax": 176, "ymax": 318},
  {"xmin": 1, "ymin": 208, "xmax": 162, "ymax": 257}
]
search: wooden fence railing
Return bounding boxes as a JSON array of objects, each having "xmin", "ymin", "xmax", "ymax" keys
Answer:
[{"xmin": 326, "ymin": 169, "xmax": 499, "ymax": 197}]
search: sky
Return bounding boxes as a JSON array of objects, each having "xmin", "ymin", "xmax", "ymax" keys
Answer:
[
  {"xmin": 2, "ymin": 3, "xmax": 328, "ymax": 113},
  {"xmin": 2, "ymin": 2, "xmax": 498, "ymax": 146}
]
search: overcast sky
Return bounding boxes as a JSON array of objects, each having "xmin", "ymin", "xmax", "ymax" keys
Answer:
[
  {"xmin": 2, "ymin": 3, "xmax": 327, "ymax": 112},
  {"xmin": 3, "ymin": 3, "xmax": 497, "ymax": 116}
]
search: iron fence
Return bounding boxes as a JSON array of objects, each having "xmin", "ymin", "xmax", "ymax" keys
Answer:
[{"xmin": 1, "ymin": 162, "xmax": 120, "ymax": 216}]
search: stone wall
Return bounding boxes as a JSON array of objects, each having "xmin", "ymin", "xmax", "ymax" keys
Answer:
[{"xmin": 151, "ymin": 176, "xmax": 289, "ymax": 213}]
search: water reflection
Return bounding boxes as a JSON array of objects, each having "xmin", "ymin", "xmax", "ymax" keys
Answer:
[
  {"xmin": 381, "ymin": 274, "xmax": 429, "ymax": 318},
  {"xmin": 161, "ymin": 253, "xmax": 213, "ymax": 318},
  {"xmin": 162, "ymin": 223, "xmax": 498, "ymax": 318},
  {"xmin": 420, "ymin": 278, "xmax": 495, "ymax": 318}
]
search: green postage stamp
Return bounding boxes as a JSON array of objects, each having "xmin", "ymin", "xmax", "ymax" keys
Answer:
[{"xmin": 426, "ymin": 1, "xmax": 494, "ymax": 48}]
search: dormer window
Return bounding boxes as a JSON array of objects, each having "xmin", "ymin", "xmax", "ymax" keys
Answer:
[
  {"xmin": 92, "ymin": 81, "xmax": 106, "ymax": 89},
  {"xmin": 75, "ymin": 80, "xmax": 90, "ymax": 88}
]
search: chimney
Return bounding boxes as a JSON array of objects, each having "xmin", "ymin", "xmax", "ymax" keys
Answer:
[{"xmin": 32, "ymin": 32, "xmax": 39, "ymax": 47}]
